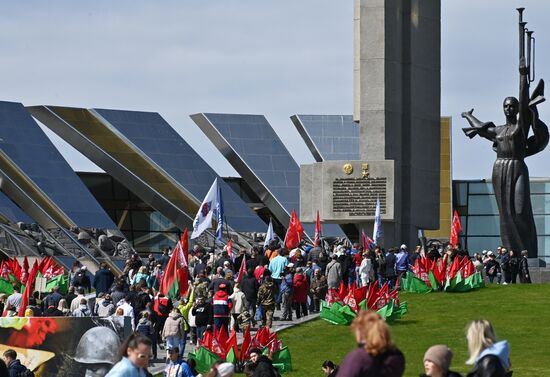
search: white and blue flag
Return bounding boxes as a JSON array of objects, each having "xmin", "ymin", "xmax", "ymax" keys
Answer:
[
  {"xmin": 264, "ymin": 218, "xmax": 274, "ymax": 247},
  {"xmin": 191, "ymin": 178, "xmax": 224, "ymax": 241},
  {"xmin": 372, "ymin": 197, "xmax": 382, "ymax": 245}
]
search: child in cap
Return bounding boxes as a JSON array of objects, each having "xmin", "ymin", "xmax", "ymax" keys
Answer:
[{"xmin": 421, "ymin": 345, "xmax": 463, "ymax": 377}]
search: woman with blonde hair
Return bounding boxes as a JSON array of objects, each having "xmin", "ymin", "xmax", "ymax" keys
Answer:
[
  {"xmin": 336, "ymin": 311, "xmax": 404, "ymax": 377},
  {"xmin": 57, "ymin": 298, "xmax": 71, "ymax": 316},
  {"xmin": 465, "ymin": 319, "xmax": 511, "ymax": 377}
]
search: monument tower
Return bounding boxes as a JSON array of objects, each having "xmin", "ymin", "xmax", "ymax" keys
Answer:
[{"xmin": 300, "ymin": 0, "xmax": 441, "ymax": 247}]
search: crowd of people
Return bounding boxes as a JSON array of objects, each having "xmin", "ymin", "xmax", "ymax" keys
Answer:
[
  {"xmin": 472, "ymin": 247, "xmax": 531, "ymax": 284},
  {"xmin": 0, "ymin": 238, "xmax": 523, "ymax": 376}
]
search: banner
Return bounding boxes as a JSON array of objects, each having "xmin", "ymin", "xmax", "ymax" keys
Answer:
[{"xmin": 0, "ymin": 316, "xmax": 130, "ymax": 377}]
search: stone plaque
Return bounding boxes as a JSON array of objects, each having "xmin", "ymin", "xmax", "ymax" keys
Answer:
[
  {"xmin": 332, "ymin": 177, "xmax": 386, "ymax": 216},
  {"xmin": 300, "ymin": 160, "xmax": 394, "ymax": 223}
]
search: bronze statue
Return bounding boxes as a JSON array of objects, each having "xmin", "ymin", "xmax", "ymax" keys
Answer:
[{"xmin": 462, "ymin": 8, "xmax": 548, "ymax": 258}]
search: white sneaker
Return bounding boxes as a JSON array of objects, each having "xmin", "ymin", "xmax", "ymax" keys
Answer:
[{"xmin": 502, "ymin": 282, "xmax": 508, "ymax": 285}]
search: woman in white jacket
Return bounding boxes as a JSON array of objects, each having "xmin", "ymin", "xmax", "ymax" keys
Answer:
[{"xmin": 359, "ymin": 253, "xmax": 374, "ymax": 287}]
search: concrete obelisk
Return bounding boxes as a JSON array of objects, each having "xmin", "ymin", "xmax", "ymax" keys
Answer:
[{"xmin": 301, "ymin": 0, "xmax": 441, "ymax": 247}]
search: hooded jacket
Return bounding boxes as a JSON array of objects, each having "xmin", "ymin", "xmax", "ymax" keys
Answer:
[
  {"xmin": 212, "ymin": 290, "xmax": 232, "ymax": 318},
  {"xmin": 162, "ymin": 311, "xmax": 185, "ymax": 339},
  {"xmin": 467, "ymin": 340, "xmax": 511, "ymax": 377},
  {"xmin": 292, "ymin": 273, "xmax": 309, "ymax": 303},
  {"xmin": 97, "ymin": 299, "xmax": 115, "ymax": 317},
  {"xmin": 257, "ymin": 281, "xmax": 276, "ymax": 306}
]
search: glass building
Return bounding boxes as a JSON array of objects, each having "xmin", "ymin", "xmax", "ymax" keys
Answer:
[{"xmin": 453, "ymin": 178, "xmax": 550, "ymax": 262}]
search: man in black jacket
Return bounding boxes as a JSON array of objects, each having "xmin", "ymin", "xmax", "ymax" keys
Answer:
[
  {"xmin": 249, "ymin": 348, "xmax": 278, "ymax": 377},
  {"xmin": 93, "ymin": 263, "xmax": 115, "ymax": 295},
  {"xmin": 240, "ymin": 269, "xmax": 260, "ymax": 325},
  {"xmin": 3, "ymin": 349, "xmax": 29, "ymax": 377},
  {"xmin": 385, "ymin": 248, "xmax": 397, "ymax": 289}
]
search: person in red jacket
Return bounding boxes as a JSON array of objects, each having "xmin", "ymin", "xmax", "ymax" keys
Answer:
[
  {"xmin": 292, "ymin": 268, "xmax": 309, "ymax": 319},
  {"xmin": 212, "ymin": 284, "xmax": 232, "ymax": 333}
]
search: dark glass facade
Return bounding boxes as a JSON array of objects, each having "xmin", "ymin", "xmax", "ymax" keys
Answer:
[
  {"xmin": 78, "ymin": 172, "xmax": 181, "ymax": 253},
  {"xmin": 453, "ymin": 179, "xmax": 550, "ymax": 262}
]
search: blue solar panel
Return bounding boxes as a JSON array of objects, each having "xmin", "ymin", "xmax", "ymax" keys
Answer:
[
  {"xmin": 292, "ymin": 115, "xmax": 360, "ymax": 161},
  {"xmin": 0, "ymin": 191, "xmax": 32, "ymax": 223},
  {"xmin": 93, "ymin": 109, "xmax": 265, "ymax": 232},
  {"xmin": 0, "ymin": 101, "xmax": 116, "ymax": 228},
  {"xmin": 195, "ymin": 113, "xmax": 345, "ymax": 237}
]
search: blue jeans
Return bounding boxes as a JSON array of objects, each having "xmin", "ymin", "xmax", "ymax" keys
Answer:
[
  {"xmin": 272, "ymin": 278, "xmax": 282, "ymax": 304},
  {"xmin": 196, "ymin": 325, "xmax": 207, "ymax": 341},
  {"xmin": 165, "ymin": 334, "xmax": 186, "ymax": 356},
  {"xmin": 214, "ymin": 317, "xmax": 229, "ymax": 334},
  {"xmin": 377, "ymin": 273, "xmax": 386, "ymax": 288}
]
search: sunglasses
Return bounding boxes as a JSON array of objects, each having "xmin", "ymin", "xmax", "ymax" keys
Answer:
[{"xmin": 137, "ymin": 353, "xmax": 153, "ymax": 359}]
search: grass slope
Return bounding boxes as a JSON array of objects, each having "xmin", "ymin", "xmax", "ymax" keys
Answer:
[{"xmin": 278, "ymin": 284, "xmax": 550, "ymax": 377}]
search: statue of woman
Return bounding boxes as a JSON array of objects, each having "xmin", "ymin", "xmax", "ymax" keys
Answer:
[{"xmin": 461, "ymin": 61, "xmax": 547, "ymax": 258}]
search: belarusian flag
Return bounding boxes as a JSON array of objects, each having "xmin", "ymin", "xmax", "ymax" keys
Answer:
[
  {"xmin": 159, "ymin": 229, "xmax": 189, "ymax": 299},
  {"xmin": 187, "ymin": 346, "xmax": 221, "ymax": 373},
  {"xmin": 225, "ymin": 328, "xmax": 238, "ymax": 362},
  {"xmin": 271, "ymin": 346, "xmax": 292, "ymax": 373},
  {"xmin": 45, "ymin": 274, "xmax": 69, "ymax": 294}
]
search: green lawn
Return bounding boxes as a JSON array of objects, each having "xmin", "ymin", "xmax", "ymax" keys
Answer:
[{"xmin": 278, "ymin": 284, "xmax": 550, "ymax": 377}]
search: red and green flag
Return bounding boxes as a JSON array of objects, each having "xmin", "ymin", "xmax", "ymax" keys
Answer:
[
  {"xmin": 159, "ymin": 229, "xmax": 189, "ymax": 299},
  {"xmin": 187, "ymin": 346, "xmax": 221, "ymax": 373}
]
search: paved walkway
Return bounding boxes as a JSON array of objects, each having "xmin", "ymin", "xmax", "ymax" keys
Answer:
[{"xmin": 148, "ymin": 308, "xmax": 320, "ymax": 375}]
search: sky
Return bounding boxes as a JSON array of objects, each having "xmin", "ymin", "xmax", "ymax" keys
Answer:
[{"xmin": 1, "ymin": 1, "xmax": 549, "ymax": 180}]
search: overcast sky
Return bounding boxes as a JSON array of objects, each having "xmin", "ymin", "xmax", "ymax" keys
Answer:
[{"xmin": 1, "ymin": 1, "xmax": 549, "ymax": 179}]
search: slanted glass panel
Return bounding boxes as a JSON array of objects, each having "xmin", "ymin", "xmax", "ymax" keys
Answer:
[
  {"xmin": 94, "ymin": 109, "xmax": 264, "ymax": 232},
  {"xmin": 295, "ymin": 115, "xmax": 360, "ymax": 161},
  {"xmin": 202, "ymin": 113, "xmax": 344, "ymax": 237},
  {"xmin": 0, "ymin": 101, "xmax": 115, "ymax": 228}
]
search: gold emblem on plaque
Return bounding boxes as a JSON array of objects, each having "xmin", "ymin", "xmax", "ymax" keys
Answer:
[
  {"xmin": 361, "ymin": 163, "xmax": 369, "ymax": 178},
  {"xmin": 342, "ymin": 163, "xmax": 353, "ymax": 175}
]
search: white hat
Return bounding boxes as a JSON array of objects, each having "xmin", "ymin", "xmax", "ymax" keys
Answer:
[
  {"xmin": 400, "ymin": 244, "xmax": 407, "ymax": 249},
  {"xmin": 482, "ymin": 250, "xmax": 487, "ymax": 255},
  {"xmin": 287, "ymin": 263, "xmax": 295, "ymax": 269},
  {"xmin": 216, "ymin": 362, "xmax": 234, "ymax": 377},
  {"xmin": 487, "ymin": 251, "xmax": 494, "ymax": 256},
  {"xmin": 81, "ymin": 266, "xmax": 87, "ymax": 271}
]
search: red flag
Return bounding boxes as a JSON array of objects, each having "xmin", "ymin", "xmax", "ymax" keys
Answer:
[
  {"xmin": 284, "ymin": 210, "xmax": 304, "ymax": 249},
  {"xmin": 226, "ymin": 328, "xmax": 239, "ymax": 360},
  {"xmin": 215, "ymin": 325, "xmax": 229, "ymax": 354},
  {"xmin": 450, "ymin": 210, "xmax": 462, "ymax": 248},
  {"xmin": 159, "ymin": 229, "xmax": 189, "ymax": 299},
  {"xmin": 353, "ymin": 285, "xmax": 368, "ymax": 304},
  {"xmin": 448, "ymin": 255, "xmax": 461, "ymax": 280},
  {"xmin": 19, "ymin": 261, "xmax": 39, "ymax": 316},
  {"xmin": 236, "ymin": 253, "xmax": 247, "ymax": 283},
  {"xmin": 21, "ymin": 257, "xmax": 29, "ymax": 285},
  {"xmin": 314, "ymin": 210, "xmax": 321, "ymax": 246},
  {"xmin": 240, "ymin": 325, "xmax": 252, "ymax": 362},
  {"xmin": 361, "ymin": 229, "xmax": 368, "ymax": 251},
  {"xmin": 338, "ymin": 281, "xmax": 348, "ymax": 301},
  {"xmin": 225, "ymin": 240, "xmax": 233, "ymax": 260},
  {"xmin": 255, "ymin": 326, "xmax": 270, "ymax": 347}
]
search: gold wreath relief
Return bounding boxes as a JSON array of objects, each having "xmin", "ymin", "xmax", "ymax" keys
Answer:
[{"xmin": 343, "ymin": 163, "xmax": 353, "ymax": 175}]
